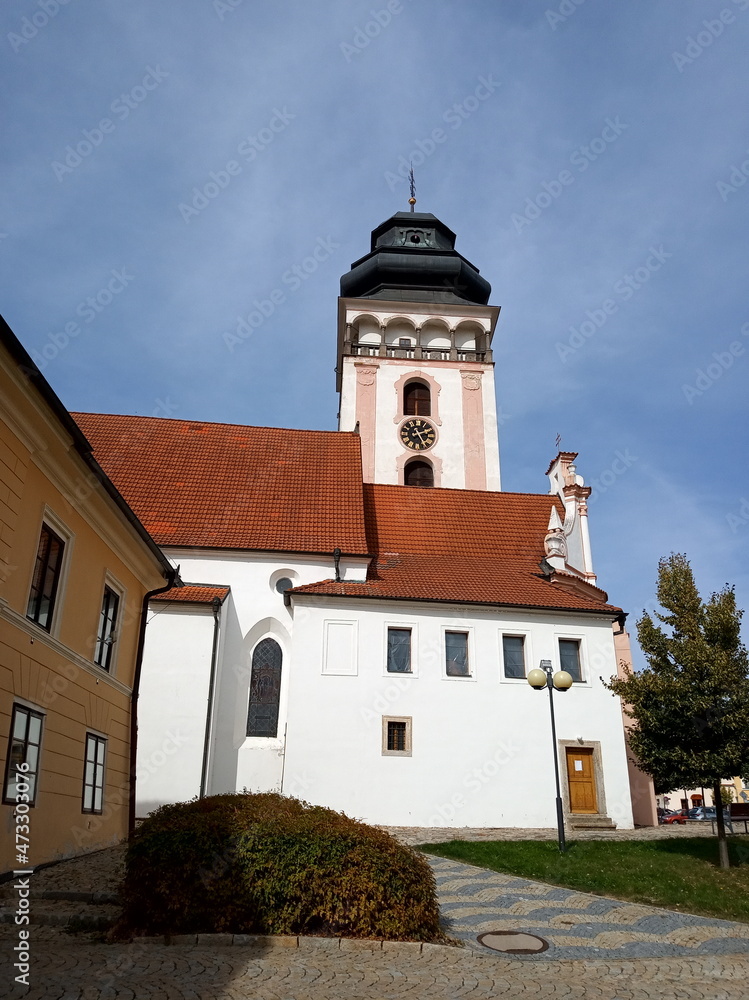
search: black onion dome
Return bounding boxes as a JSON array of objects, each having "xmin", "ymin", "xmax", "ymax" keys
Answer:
[{"xmin": 340, "ymin": 212, "xmax": 491, "ymax": 305}]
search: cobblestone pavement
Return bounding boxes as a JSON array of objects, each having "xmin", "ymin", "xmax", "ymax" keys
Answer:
[
  {"xmin": 427, "ymin": 855, "xmax": 749, "ymax": 961},
  {"xmin": 3, "ymin": 834, "xmax": 749, "ymax": 998},
  {"xmin": 4, "ymin": 929, "xmax": 749, "ymax": 999}
]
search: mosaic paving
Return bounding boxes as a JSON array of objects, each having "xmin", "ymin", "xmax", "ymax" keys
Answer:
[{"xmin": 427, "ymin": 854, "xmax": 749, "ymax": 961}]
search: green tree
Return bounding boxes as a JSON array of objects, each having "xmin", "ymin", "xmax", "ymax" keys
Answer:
[{"xmin": 608, "ymin": 554, "xmax": 749, "ymax": 868}]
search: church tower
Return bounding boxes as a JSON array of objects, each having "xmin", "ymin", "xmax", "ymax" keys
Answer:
[{"xmin": 337, "ymin": 211, "xmax": 501, "ymax": 490}]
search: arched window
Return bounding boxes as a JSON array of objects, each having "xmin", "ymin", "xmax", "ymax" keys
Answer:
[
  {"xmin": 246, "ymin": 638, "xmax": 282, "ymax": 737},
  {"xmin": 404, "ymin": 459, "xmax": 434, "ymax": 488},
  {"xmin": 403, "ymin": 380, "xmax": 431, "ymax": 416}
]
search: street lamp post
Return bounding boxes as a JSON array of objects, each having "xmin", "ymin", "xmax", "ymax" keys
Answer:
[{"xmin": 527, "ymin": 659, "xmax": 573, "ymax": 854}]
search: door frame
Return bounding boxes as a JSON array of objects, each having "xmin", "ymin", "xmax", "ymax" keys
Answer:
[{"xmin": 558, "ymin": 740, "xmax": 609, "ymax": 820}]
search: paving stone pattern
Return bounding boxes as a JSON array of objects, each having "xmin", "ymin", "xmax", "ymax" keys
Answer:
[
  {"xmin": 3, "ymin": 833, "xmax": 749, "ymax": 998},
  {"xmin": 428, "ymin": 855, "xmax": 749, "ymax": 961}
]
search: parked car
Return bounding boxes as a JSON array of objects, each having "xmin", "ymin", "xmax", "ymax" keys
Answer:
[
  {"xmin": 661, "ymin": 808, "xmax": 689, "ymax": 824},
  {"xmin": 688, "ymin": 807, "xmax": 712, "ymax": 821},
  {"xmin": 689, "ymin": 806, "xmax": 731, "ymax": 823},
  {"xmin": 657, "ymin": 807, "xmax": 675, "ymax": 822}
]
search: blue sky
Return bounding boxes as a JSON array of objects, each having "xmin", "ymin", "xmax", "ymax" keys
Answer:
[{"xmin": 2, "ymin": 0, "xmax": 748, "ymax": 661}]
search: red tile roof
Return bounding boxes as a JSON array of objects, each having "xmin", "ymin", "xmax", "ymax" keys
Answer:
[
  {"xmin": 71, "ymin": 413, "xmax": 369, "ymax": 555},
  {"xmin": 72, "ymin": 413, "xmax": 618, "ymax": 615},
  {"xmin": 152, "ymin": 584, "xmax": 230, "ymax": 604},
  {"xmin": 292, "ymin": 484, "xmax": 620, "ymax": 615}
]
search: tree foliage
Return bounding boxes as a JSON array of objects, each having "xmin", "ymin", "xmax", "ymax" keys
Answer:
[{"xmin": 608, "ymin": 554, "xmax": 749, "ymax": 792}]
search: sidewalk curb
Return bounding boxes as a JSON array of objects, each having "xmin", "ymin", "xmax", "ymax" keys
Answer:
[{"xmin": 117, "ymin": 933, "xmax": 465, "ymax": 956}]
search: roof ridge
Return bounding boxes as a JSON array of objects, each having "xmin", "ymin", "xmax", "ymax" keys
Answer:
[
  {"xmin": 72, "ymin": 412, "xmax": 356, "ymax": 437},
  {"xmin": 364, "ymin": 482, "xmax": 559, "ymax": 501}
]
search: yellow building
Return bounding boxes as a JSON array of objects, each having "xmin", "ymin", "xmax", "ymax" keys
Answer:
[{"xmin": 0, "ymin": 317, "xmax": 176, "ymax": 871}]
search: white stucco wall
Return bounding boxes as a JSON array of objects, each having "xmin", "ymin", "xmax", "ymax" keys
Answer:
[
  {"xmin": 137, "ymin": 547, "xmax": 635, "ymax": 830},
  {"xmin": 136, "ymin": 604, "xmax": 215, "ymax": 817},
  {"xmin": 146, "ymin": 550, "xmax": 369, "ymax": 803},
  {"xmin": 282, "ymin": 597, "xmax": 635, "ymax": 829}
]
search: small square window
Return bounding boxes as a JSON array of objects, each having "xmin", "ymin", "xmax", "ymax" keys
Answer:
[
  {"xmin": 387, "ymin": 627, "xmax": 412, "ymax": 673},
  {"xmin": 3, "ymin": 705, "xmax": 44, "ymax": 805},
  {"xmin": 559, "ymin": 639, "xmax": 582, "ymax": 682},
  {"xmin": 82, "ymin": 734, "xmax": 107, "ymax": 814},
  {"xmin": 94, "ymin": 585, "xmax": 120, "ymax": 671},
  {"xmin": 27, "ymin": 524, "xmax": 65, "ymax": 631},
  {"xmin": 398, "ymin": 338, "xmax": 411, "ymax": 348},
  {"xmin": 445, "ymin": 631, "xmax": 470, "ymax": 676},
  {"xmin": 382, "ymin": 716, "xmax": 412, "ymax": 756},
  {"xmin": 502, "ymin": 635, "xmax": 525, "ymax": 678}
]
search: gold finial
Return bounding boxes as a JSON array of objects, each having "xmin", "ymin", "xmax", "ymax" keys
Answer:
[{"xmin": 408, "ymin": 162, "xmax": 416, "ymax": 212}]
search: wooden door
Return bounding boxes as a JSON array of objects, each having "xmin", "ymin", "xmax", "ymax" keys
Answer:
[{"xmin": 566, "ymin": 748, "xmax": 597, "ymax": 814}]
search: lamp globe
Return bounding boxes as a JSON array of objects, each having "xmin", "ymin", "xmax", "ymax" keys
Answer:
[
  {"xmin": 527, "ymin": 668, "xmax": 548, "ymax": 689},
  {"xmin": 553, "ymin": 670, "xmax": 574, "ymax": 690}
]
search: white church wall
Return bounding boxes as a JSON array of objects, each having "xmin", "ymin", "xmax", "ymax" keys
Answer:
[
  {"xmin": 283, "ymin": 597, "xmax": 635, "ymax": 829},
  {"xmin": 136, "ymin": 604, "xmax": 215, "ymax": 817},
  {"xmin": 143, "ymin": 550, "xmax": 369, "ymax": 803}
]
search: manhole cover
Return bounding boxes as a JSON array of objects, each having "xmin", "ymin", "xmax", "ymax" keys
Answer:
[{"xmin": 477, "ymin": 931, "xmax": 550, "ymax": 954}]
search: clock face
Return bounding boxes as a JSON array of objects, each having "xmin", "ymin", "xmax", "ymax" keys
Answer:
[{"xmin": 400, "ymin": 418, "xmax": 436, "ymax": 451}]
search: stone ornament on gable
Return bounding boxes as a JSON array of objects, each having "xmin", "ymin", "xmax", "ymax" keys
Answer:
[
  {"xmin": 544, "ymin": 528, "xmax": 567, "ymax": 560},
  {"xmin": 544, "ymin": 507, "xmax": 568, "ymax": 560}
]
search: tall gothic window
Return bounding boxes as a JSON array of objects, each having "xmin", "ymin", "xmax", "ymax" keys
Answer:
[
  {"xmin": 403, "ymin": 380, "xmax": 431, "ymax": 416},
  {"xmin": 404, "ymin": 459, "xmax": 433, "ymax": 488},
  {"xmin": 246, "ymin": 638, "xmax": 282, "ymax": 737}
]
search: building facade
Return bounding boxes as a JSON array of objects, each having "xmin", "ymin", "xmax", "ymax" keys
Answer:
[
  {"xmin": 71, "ymin": 210, "xmax": 644, "ymax": 831},
  {"xmin": 0, "ymin": 319, "xmax": 175, "ymax": 871}
]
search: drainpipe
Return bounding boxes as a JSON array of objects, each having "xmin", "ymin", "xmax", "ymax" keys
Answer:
[
  {"xmin": 200, "ymin": 596, "xmax": 223, "ymax": 799},
  {"xmin": 129, "ymin": 566, "xmax": 180, "ymax": 838}
]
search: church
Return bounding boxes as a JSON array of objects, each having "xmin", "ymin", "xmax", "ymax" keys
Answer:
[{"xmin": 73, "ymin": 208, "xmax": 648, "ymax": 831}]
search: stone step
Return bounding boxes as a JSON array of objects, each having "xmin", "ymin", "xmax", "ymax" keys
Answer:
[
  {"xmin": 0, "ymin": 886, "xmax": 118, "ymax": 904},
  {"xmin": 568, "ymin": 815, "xmax": 617, "ymax": 830},
  {"xmin": 0, "ymin": 897, "xmax": 119, "ymax": 931}
]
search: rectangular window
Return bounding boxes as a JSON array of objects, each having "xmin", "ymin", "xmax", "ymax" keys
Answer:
[
  {"xmin": 94, "ymin": 586, "xmax": 120, "ymax": 671},
  {"xmin": 559, "ymin": 639, "xmax": 582, "ymax": 682},
  {"xmin": 387, "ymin": 627, "xmax": 412, "ymax": 673},
  {"xmin": 3, "ymin": 705, "xmax": 44, "ymax": 805},
  {"xmin": 502, "ymin": 635, "xmax": 526, "ymax": 678},
  {"xmin": 382, "ymin": 716, "xmax": 412, "ymax": 756},
  {"xmin": 82, "ymin": 734, "xmax": 106, "ymax": 814},
  {"xmin": 445, "ymin": 631, "xmax": 470, "ymax": 676},
  {"xmin": 26, "ymin": 524, "xmax": 65, "ymax": 631}
]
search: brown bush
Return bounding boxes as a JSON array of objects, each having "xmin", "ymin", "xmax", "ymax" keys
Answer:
[{"xmin": 116, "ymin": 793, "xmax": 444, "ymax": 941}]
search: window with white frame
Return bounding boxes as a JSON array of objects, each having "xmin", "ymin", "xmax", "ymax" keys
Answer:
[
  {"xmin": 502, "ymin": 635, "xmax": 526, "ymax": 678},
  {"xmin": 3, "ymin": 704, "xmax": 44, "ymax": 805},
  {"xmin": 445, "ymin": 631, "xmax": 470, "ymax": 676},
  {"xmin": 387, "ymin": 627, "xmax": 412, "ymax": 673},
  {"xmin": 382, "ymin": 716, "xmax": 412, "ymax": 756},
  {"xmin": 558, "ymin": 638, "xmax": 582, "ymax": 682},
  {"xmin": 82, "ymin": 733, "xmax": 106, "ymax": 814},
  {"xmin": 94, "ymin": 585, "xmax": 120, "ymax": 671},
  {"xmin": 26, "ymin": 523, "xmax": 65, "ymax": 631}
]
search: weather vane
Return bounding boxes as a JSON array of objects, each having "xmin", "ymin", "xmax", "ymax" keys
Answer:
[
  {"xmin": 555, "ymin": 433, "xmax": 562, "ymax": 451},
  {"xmin": 408, "ymin": 162, "xmax": 416, "ymax": 212}
]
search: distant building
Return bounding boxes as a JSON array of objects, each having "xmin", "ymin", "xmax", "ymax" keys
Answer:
[
  {"xmin": 0, "ymin": 319, "xmax": 175, "ymax": 871},
  {"xmin": 70, "ymin": 210, "xmax": 651, "ymax": 830}
]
